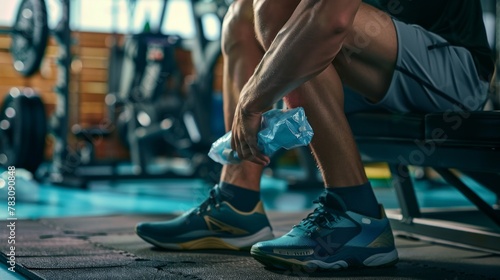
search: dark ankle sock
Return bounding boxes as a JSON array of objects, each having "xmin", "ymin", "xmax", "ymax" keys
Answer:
[
  {"xmin": 218, "ymin": 182, "xmax": 260, "ymax": 212},
  {"xmin": 326, "ymin": 182, "xmax": 380, "ymax": 218}
]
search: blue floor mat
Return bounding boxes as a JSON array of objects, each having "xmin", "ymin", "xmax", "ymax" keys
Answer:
[{"xmin": 0, "ymin": 170, "xmax": 496, "ymax": 219}]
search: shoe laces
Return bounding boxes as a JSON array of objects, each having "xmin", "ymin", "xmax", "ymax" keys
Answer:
[
  {"xmin": 193, "ymin": 187, "xmax": 221, "ymax": 216},
  {"xmin": 294, "ymin": 194, "xmax": 340, "ymax": 236}
]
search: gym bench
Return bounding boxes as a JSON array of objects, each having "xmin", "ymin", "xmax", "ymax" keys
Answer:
[{"xmin": 347, "ymin": 111, "xmax": 500, "ymax": 254}]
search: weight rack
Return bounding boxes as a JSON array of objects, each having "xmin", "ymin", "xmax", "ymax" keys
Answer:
[{"xmin": 49, "ymin": 0, "xmax": 72, "ymax": 184}]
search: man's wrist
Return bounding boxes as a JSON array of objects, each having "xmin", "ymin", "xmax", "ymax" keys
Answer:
[
  {"xmin": 239, "ymin": 75, "xmax": 273, "ymax": 113},
  {"xmin": 240, "ymin": 92, "xmax": 265, "ymax": 114}
]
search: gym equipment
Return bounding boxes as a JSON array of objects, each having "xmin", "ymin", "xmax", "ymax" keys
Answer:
[
  {"xmin": 11, "ymin": 0, "xmax": 49, "ymax": 76},
  {"xmin": 183, "ymin": 0, "xmax": 229, "ymax": 148},
  {"xmin": 25, "ymin": 89, "xmax": 47, "ymax": 173},
  {"xmin": 107, "ymin": 0, "xmax": 322, "ymax": 188},
  {"xmin": 46, "ymin": 0, "xmax": 71, "ymax": 184},
  {"xmin": 102, "ymin": 0, "xmax": 231, "ymax": 181},
  {"xmin": 117, "ymin": 32, "xmax": 202, "ymax": 171},
  {"xmin": 0, "ymin": 0, "xmax": 49, "ymax": 77},
  {"xmin": 41, "ymin": 0, "xmax": 322, "ymax": 187},
  {"xmin": 0, "ymin": 88, "xmax": 46, "ymax": 174},
  {"xmin": 349, "ymin": 0, "xmax": 500, "ymax": 249},
  {"xmin": 0, "ymin": 0, "xmax": 74, "ymax": 182},
  {"xmin": 347, "ymin": 112, "xmax": 500, "ymax": 254},
  {"xmin": 42, "ymin": 0, "xmax": 230, "ymax": 188},
  {"xmin": 119, "ymin": 33, "xmax": 183, "ymax": 103}
]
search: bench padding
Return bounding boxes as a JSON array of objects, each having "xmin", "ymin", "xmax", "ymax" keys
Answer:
[
  {"xmin": 425, "ymin": 111, "xmax": 500, "ymax": 144},
  {"xmin": 348, "ymin": 111, "xmax": 500, "ymax": 147}
]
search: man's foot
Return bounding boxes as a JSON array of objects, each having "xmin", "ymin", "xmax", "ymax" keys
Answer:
[
  {"xmin": 250, "ymin": 192, "xmax": 398, "ymax": 271},
  {"xmin": 136, "ymin": 185, "xmax": 274, "ymax": 250}
]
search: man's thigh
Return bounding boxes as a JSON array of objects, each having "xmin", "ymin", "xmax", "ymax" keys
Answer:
[
  {"xmin": 344, "ymin": 18, "xmax": 490, "ymax": 114},
  {"xmin": 334, "ymin": 3, "xmax": 398, "ymax": 104},
  {"xmin": 337, "ymin": 3, "xmax": 488, "ymax": 113},
  {"xmin": 379, "ymin": 19, "xmax": 489, "ymax": 113}
]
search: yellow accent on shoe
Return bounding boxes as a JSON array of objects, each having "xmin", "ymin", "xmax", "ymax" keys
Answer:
[
  {"xmin": 223, "ymin": 200, "xmax": 266, "ymax": 215},
  {"xmin": 204, "ymin": 216, "xmax": 249, "ymax": 235},
  {"xmin": 178, "ymin": 237, "xmax": 240, "ymax": 250},
  {"xmin": 367, "ymin": 225, "xmax": 396, "ymax": 248}
]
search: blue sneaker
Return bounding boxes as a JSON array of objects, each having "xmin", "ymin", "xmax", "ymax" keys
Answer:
[
  {"xmin": 136, "ymin": 185, "xmax": 274, "ymax": 250},
  {"xmin": 250, "ymin": 192, "xmax": 398, "ymax": 271}
]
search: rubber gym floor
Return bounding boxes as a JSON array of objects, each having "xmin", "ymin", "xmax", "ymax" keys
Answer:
[{"xmin": 0, "ymin": 169, "xmax": 499, "ymax": 280}]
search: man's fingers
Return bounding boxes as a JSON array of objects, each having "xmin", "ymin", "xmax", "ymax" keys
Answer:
[
  {"xmin": 247, "ymin": 142, "xmax": 269, "ymax": 166},
  {"xmin": 235, "ymin": 133, "xmax": 245, "ymax": 161},
  {"xmin": 235, "ymin": 134, "xmax": 265, "ymax": 165},
  {"xmin": 231, "ymin": 130, "xmax": 239, "ymax": 158},
  {"xmin": 230, "ymin": 130, "xmax": 236, "ymax": 152},
  {"xmin": 229, "ymin": 108, "xmax": 266, "ymax": 165},
  {"xmin": 239, "ymin": 140, "xmax": 251, "ymax": 159}
]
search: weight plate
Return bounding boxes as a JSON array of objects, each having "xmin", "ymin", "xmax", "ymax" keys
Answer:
[
  {"xmin": 0, "ymin": 94, "xmax": 14, "ymax": 168},
  {"xmin": 10, "ymin": 0, "xmax": 49, "ymax": 77},
  {"xmin": 24, "ymin": 89, "xmax": 47, "ymax": 173},
  {"xmin": 0, "ymin": 89, "xmax": 33, "ymax": 169}
]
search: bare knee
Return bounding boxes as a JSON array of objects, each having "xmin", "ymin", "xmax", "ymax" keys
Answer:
[
  {"xmin": 221, "ymin": 0, "xmax": 257, "ymax": 56},
  {"xmin": 253, "ymin": 0, "xmax": 300, "ymax": 49}
]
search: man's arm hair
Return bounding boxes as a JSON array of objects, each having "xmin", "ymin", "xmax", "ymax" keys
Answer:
[{"xmin": 240, "ymin": 0, "xmax": 361, "ymax": 113}]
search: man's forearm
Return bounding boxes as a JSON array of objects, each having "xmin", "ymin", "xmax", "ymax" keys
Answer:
[{"xmin": 240, "ymin": 0, "xmax": 361, "ymax": 113}]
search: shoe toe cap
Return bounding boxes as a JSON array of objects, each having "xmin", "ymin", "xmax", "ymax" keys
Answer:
[
  {"xmin": 135, "ymin": 222, "xmax": 149, "ymax": 235},
  {"xmin": 135, "ymin": 222, "xmax": 162, "ymax": 239},
  {"xmin": 252, "ymin": 236, "xmax": 314, "ymax": 253}
]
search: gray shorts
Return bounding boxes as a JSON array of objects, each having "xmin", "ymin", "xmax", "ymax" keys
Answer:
[{"xmin": 344, "ymin": 18, "xmax": 490, "ymax": 114}]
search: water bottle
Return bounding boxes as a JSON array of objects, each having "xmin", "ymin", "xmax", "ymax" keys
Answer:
[{"xmin": 208, "ymin": 107, "xmax": 314, "ymax": 164}]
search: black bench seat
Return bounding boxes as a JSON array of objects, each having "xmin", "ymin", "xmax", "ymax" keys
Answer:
[
  {"xmin": 347, "ymin": 111, "xmax": 500, "ymax": 254},
  {"xmin": 348, "ymin": 111, "xmax": 500, "ymax": 172}
]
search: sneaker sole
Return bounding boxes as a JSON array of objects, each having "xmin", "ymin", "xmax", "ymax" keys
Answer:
[
  {"xmin": 137, "ymin": 226, "xmax": 274, "ymax": 251},
  {"xmin": 251, "ymin": 247, "xmax": 398, "ymax": 271}
]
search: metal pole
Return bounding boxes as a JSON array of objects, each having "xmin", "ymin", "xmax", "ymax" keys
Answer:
[
  {"xmin": 157, "ymin": 0, "xmax": 169, "ymax": 34},
  {"xmin": 495, "ymin": 0, "xmax": 500, "ymax": 105},
  {"xmin": 50, "ymin": 0, "xmax": 71, "ymax": 183},
  {"xmin": 434, "ymin": 168, "xmax": 500, "ymax": 227}
]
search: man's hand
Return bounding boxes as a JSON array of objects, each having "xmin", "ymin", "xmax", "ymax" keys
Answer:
[{"xmin": 231, "ymin": 103, "xmax": 270, "ymax": 165}]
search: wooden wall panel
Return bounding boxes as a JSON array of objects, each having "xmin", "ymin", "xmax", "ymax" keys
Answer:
[{"xmin": 0, "ymin": 30, "xmax": 223, "ymax": 163}]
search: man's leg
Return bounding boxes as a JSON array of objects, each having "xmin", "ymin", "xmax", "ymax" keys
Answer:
[
  {"xmin": 215, "ymin": 0, "xmax": 267, "ymax": 223},
  {"xmin": 220, "ymin": 0, "xmax": 264, "ymax": 192},
  {"xmin": 135, "ymin": 0, "xmax": 275, "ymax": 250},
  {"xmin": 340, "ymin": 5, "xmax": 489, "ymax": 113},
  {"xmin": 224, "ymin": 2, "xmax": 397, "ymax": 192},
  {"xmin": 250, "ymin": 1, "xmax": 398, "ymax": 270},
  {"xmin": 252, "ymin": 1, "xmax": 398, "ymax": 189}
]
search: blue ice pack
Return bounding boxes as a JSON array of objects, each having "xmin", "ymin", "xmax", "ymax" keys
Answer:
[{"xmin": 208, "ymin": 107, "xmax": 314, "ymax": 164}]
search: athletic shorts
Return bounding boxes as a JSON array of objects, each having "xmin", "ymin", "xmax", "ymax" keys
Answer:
[{"xmin": 344, "ymin": 18, "xmax": 490, "ymax": 114}]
